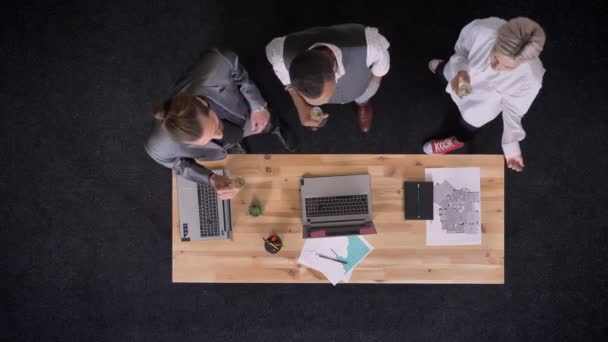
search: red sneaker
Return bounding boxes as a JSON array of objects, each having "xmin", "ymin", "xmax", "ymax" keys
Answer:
[
  {"xmin": 428, "ymin": 59, "xmax": 445, "ymax": 74},
  {"xmin": 423, "ymin": 136, "xmax": 464, "ymax": 154}
]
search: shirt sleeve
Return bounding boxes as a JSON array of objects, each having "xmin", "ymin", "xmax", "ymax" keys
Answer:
[
  {"xmin": 265, "ymin": 37, "xmax": 291, "ymax": 86},
  {"xmin": 174, "ymin": 159, "xmax": 215, "ymax": 184},
  {"xmin": 216, "ymin": 49, "xmax": 266, "ymax": 114},
  {"xmin": 443, "ymin": 20, "xmax": 479, "ymax": 82},
  {"xmin": 365, "ymin": 27, "xmax": 391, "ymax": 77},
  {"xmin": 144, "ymin": 142, "xmax": 215, "ymax": 184},
  {"xmin": 501, "ymin": 83, "xmax": 542, "ymax": 158}
]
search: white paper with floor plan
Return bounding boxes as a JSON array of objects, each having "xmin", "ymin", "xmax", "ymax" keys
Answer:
[
  {"xmin": 298, "ymin": 236, "xmax": 373, "ymax": 285},
  {"xmin": 425, "ymin": 167, "xmax": 481, "ymax": 245}
]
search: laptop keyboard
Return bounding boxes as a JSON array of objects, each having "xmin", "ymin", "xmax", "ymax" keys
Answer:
[
  {"xmin": 305, "ymin": 194, "xmax": 369, "ymax": 218},
  {"xmin": 197, "ymin": 183, "xmax": 221, "ymax": 237}
]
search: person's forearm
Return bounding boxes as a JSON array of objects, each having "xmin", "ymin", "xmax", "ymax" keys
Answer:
[
  {"xmin": 444, "ymin": 55, "xmax": 468, "ymax": 82},
  {"xmin": 287, "ymin": 88, "xmax": 313, "ymax": 126},
  {"xmin": 354, "ymin": 76, "xmax": 382, "ymax": 105},
  {"xmin": 176, "ymin": 159, "xmax": 214, "ymax": 184},
  {"xmin": 444, "ymin": 21, "xmax": 476, "ymax": 81}
]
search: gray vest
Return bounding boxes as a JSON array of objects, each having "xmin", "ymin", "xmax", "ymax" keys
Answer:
[{"xmin": 283, "ymin": 24, "xmax": 371, "ymax": 104}]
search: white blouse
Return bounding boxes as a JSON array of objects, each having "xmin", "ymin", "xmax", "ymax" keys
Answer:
[{"xmin": 443, "ymin": 17, "xmax": 546, "ymax": 158}]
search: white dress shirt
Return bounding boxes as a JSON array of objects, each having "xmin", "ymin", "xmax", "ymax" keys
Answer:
[
  {"xmin": 265, "ymin": 27, "xmax": 391, "ymax": 86},
  {"xmin": 443, "ymin": 17, "xmax": 545, "ymax": 158}
]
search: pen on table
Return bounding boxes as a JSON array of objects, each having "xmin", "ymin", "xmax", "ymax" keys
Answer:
[
  {"xmin": 262, "ymin": 238, "xmax": 281, "ymax": 250},
  {"xmin": 316, "ymin": 253, "xmax": 347, "ymax": 264}
]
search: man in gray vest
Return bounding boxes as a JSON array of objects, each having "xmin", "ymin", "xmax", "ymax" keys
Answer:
[
  {"xmin": 266, "ymin": 24, "xmax": 390, "ymax": 132},
  {"xmin": 145, "ymin": 48, "xmax": 298, "ymax": 199}
]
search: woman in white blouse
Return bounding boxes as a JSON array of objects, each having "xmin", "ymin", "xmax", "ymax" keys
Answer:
[{"xmin": 424, "ymin": 17, "xmax": 546, "ymax": 172}]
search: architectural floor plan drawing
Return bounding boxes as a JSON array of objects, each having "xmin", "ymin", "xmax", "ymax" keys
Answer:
[{"xmin": 425, "ymin": 167, "xmax": 481, "ymax": 245}]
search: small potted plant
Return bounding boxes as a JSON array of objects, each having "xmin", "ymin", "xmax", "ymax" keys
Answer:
[{"xmin": 248, "ymin": 202, "xmax": 263, "ymax": 217}]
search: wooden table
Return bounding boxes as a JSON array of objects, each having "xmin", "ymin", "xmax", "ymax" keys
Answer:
[{"xmin": 172, "ymin": 155, "xmax": 504, "ymax": 284}]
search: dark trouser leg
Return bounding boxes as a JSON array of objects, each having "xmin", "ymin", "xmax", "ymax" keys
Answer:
[
  {"xmin": 454, "ymin": 115, "xmax": 478, "ymax": 142},
  {"xmin": 270, "ymin": 113, "xmax": 299, "ymax": 152},
  {"xmin": 243, "ymin": 111, "xmax": 299, "ymax": 152},
  {"xmin": 430, "ymin": 106, "xmax": 478, "ymax": 143},
  {"xmin": 429, "ymin": 59, "xmax": 478, "ymax": 143},
  {"xmin": 435, "ymin": 60, "xmax": 449, "ymax": 85}
]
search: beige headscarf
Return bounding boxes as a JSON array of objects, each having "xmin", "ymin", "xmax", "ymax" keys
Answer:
[{"xmin": 494, "ymin": 17, "xmax": 546, "ymax": 62}]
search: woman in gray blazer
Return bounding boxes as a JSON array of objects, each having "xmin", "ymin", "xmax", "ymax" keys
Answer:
[{"xmin": 145, "ymin": 48, "xmax": 297, "ymax": 199}]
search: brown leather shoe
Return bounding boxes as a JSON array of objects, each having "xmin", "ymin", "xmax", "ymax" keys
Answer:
[{"xmin": 356, "ymin": 101, "xmax": 374, "ymax": 133}]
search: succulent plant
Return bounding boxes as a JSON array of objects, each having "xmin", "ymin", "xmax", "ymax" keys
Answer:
[{"xmin": 248, "ymin": 203, "xmax": 263, "ymax": 217}]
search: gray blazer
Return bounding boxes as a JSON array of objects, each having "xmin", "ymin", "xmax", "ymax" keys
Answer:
[{"xmin": 145, "ymin": 48, "xmax": 266, "ymax": 184}]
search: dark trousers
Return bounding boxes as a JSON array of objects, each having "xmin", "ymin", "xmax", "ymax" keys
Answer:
[{"xmin": 433, "ymin": 61, "xmax": 478, "ymax": 143}]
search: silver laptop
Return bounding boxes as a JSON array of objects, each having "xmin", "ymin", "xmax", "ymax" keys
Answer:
[
  {"xmin": 300, "ymin": 174, "xmax": 376, "ymax": 238},
  {"xmin": 177, "ymin": 169, "xmax": 233, "ymax": 241}
]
